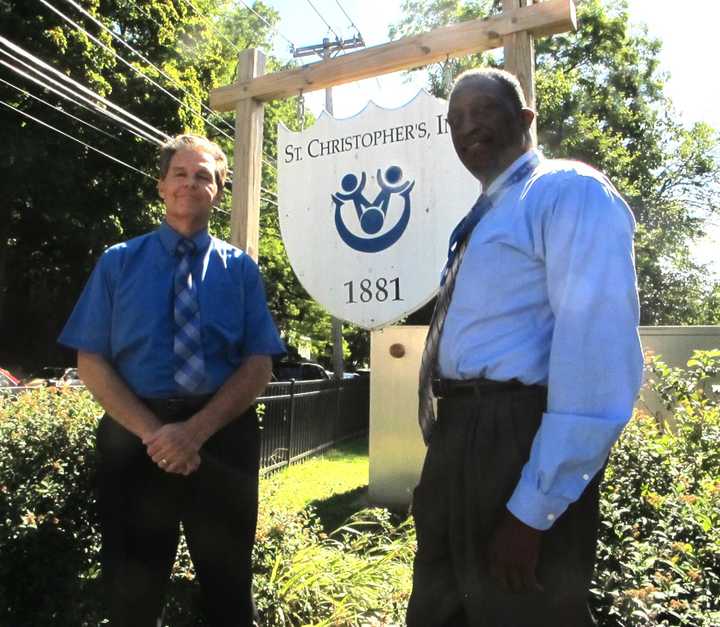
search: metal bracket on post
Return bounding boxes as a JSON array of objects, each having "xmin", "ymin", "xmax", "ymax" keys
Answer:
[{"xmin": 297, "ymin": 89, "xmax": 305, "ymax": 131}]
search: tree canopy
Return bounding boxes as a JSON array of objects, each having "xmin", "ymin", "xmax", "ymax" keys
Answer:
[
  {"xmin": 3, "ymin": 0, "xmax": 719, "ymax": 372},
  {"xmin": 0, "ymin": 0, "xmax": 344, "ymax": 370},
  {"xmin": 392, "ymin": 0, "xmax": 720, "ymax": 326}
]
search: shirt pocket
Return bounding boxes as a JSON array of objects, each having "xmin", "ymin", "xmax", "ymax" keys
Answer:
[{"xmin": 201, "ymin": 278, "xmax": 246, "ymax": 365}]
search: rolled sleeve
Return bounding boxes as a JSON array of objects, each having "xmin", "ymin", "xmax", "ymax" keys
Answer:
[
  {"xmin": 240, "ymin": 258, "xmax": 285, "ymax": 358},
  {"xmin": 508, "ymin": 174, "xmax": 644, "ymax": 530},
  {"xmin": 58, "ymin": 249, "xmax": 117, "ymax": 358}
]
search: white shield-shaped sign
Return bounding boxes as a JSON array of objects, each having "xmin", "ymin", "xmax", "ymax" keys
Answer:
[{"xmin": 277, "ymin": 90, "xmax": 479, "ymax": 329}]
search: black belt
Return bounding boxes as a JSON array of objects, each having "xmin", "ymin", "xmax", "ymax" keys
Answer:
[
  {"xmin": 432, "ymin": 377, "xmax": 525, "ymax": 399},
  {"xmin": 140, "ymin": 394, "xmax": 213, "ymax": 418}
]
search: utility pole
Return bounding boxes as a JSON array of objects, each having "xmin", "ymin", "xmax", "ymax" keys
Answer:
[{"xmin": 293, "ymin": 34, "xmax": 365, "ymax": 380}]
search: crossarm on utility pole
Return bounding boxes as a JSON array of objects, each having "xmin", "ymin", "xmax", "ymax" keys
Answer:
[{"xmin": 210, "ymin": 0, "xmax": 575, "ymax": 109}]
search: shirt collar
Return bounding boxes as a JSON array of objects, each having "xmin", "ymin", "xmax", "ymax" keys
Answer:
[
  {"xmin": 157, "ymin": 221, "xmax": 212, "ymax": 256},
  {"xmin": 485, "ymin": 148, "xmax": 542, "ymax": 199}
]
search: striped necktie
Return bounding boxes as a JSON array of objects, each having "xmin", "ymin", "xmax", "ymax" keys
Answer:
[
  {"xmin": 174, "ymin": 238, "xmax": 205, "ymax": 393},
  {"xmin": 417, "ymin": 194, "xmax": 492, "ymax": 444},
  {"xmin": 417, "ymin": 154, "xmax": 539, "ymax": 443}
]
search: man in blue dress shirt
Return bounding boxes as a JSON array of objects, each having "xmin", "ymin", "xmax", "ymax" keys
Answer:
[
  {"xmin": 59, "ymin": 134, "xmax": 285, "ymax": 627},
  {"xmin": 408, "ymin": 69, "xmax": 644, "ymax": 626}
]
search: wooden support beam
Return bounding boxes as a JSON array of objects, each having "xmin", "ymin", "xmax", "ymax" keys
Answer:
[
  {"xmin": 210, "ymin": 0, "xmax": 576, "ymax": 109},
  {"xmin": 230, "ymin": 49, "xmax": 265, "ymax": 260},
  {"xmin": 503, "ymin": 0, "xmax": 537, "ymax": 143}
]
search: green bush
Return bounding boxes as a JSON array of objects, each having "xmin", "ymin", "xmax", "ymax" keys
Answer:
[
  {"xmin": 0, "ymin": 388, "xmax": 412, "ymax": 627},
  {"xmin": 0, "ymin": 387, "xmax": 103, "ymax": 626},
  {"xmin": 2, "ymin": 351, "xmax": 719, "ymax": 627},
  {"xmin": 591, "ymin": 350, "xmax": 720, "ymax": 626}
]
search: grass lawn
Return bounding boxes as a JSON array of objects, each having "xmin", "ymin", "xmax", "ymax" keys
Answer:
[{"xmin": 260, "ymin": 437, "xmax": 371, "ymax": 531}]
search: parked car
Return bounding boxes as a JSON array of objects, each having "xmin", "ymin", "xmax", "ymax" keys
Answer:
[
  {"xmin": 56, "ymin": 367, "xmax": 82, "ymax": 387},
  {"xmin": 0, "ymin": 367, "xmax": 20, "ymax": 387},
  {"xmin": 25, "ymin": 366, "xmax": 83, "ymax": 387},
  {"xmin": 273, "ymin": 361, "xmax": 331, "ymax": 381}
]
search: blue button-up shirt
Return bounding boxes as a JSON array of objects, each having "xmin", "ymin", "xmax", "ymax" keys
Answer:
[
  {"xmin": 59, "ymin": 222, "xmax": 285, "ymax": 398},
  {"xmin": 438, "ymin": 150, "xmax": 644, "ymax": 530}
]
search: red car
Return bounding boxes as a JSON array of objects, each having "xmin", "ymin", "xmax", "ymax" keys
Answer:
[{"xmin": 0, "ymin": 367, "xmax": 20, "ymax": 387}]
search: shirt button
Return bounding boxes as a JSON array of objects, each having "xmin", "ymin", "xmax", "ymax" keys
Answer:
[
  {"xmin": 546, "ymin": 513, "xmax": 555, "ymax": 522},
  {"xmin": 583, "ymin": 474, "xmax": 590, "ymax": 481}
]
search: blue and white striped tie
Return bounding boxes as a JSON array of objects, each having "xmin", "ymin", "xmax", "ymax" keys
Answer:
[
  {"xmin": 174, "ymin": 239, "xmax": 205, "ymax": 393},
  {"xmin": 418, "ymin": 155, "xmax": 539, "ymax": 443}
]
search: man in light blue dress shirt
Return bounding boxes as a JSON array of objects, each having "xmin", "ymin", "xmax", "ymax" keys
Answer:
[
  {"xmin": 407, "ymin": 69, "xmax": 644, "ymax": 626},
  {"xmin": 59, "ymin": 135, "xmax": 285, "ymax": 627}
]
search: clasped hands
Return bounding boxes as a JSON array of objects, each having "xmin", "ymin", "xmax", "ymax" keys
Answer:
[{"xmin": 143, "ymin": 422, "xmax": 202, "ymax": 476}]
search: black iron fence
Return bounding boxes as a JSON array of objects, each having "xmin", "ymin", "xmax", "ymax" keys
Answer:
[
  {"xmin": 257, "ymin": 377, "xmax": 369, "ymax": 473},
  {"xmin": 1, "ymin": 378, "xmax": 371, "ymax": 473}
]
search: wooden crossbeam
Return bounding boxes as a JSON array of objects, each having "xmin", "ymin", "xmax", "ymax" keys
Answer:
[{"xmin": 210, "ymin": 0, "xmax": 575, "ymax": 110}]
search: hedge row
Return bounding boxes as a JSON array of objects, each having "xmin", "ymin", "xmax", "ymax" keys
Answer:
[{"xmin": 1, "ymin": 351, "xmax": 719, "ymax": 626}]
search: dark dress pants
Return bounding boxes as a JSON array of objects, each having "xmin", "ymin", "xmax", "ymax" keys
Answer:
[
  {"xmin": 407, "ymin": 384, "xmax": 602, "ymax": 627},
  {"xmin": 95, "ymin": 403, "xmax": 260, "ymax": 627}
]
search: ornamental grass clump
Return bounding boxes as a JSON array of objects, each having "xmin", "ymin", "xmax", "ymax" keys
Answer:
[{"xmin": 253, "ymin": 506, "xmax": 414, "ymax": 626}]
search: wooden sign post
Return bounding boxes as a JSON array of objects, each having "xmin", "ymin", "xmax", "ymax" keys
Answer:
[
  {"xmin": 503, "ymin": 0, "xmax": 538, "ymax": 143},
  {"xmin": 210, "ymin": 0, "xmax": 576, "ymax": 258}
]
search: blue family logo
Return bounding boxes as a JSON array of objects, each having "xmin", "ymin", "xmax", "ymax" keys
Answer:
[{"xmin": 332, "ymin": 165, "xmax": 415, "ymax": 253}]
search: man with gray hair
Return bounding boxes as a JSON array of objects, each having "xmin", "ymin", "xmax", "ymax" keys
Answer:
[
  {"xmin": 60, "ymin": 134, "xmax": 285, "ymax": 626},
  {"xmin": 410, "ymin": 68, "xmax": 643, "ymax": 625}
]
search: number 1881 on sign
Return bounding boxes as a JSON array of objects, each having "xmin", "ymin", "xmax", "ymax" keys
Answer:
[{"xmin": 344, "ymin": 277, "xmax": 403, "ymax": 304}]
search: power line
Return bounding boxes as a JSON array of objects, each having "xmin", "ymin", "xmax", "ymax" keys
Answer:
[
  {"xmin": 0, "ymin": 39, "xmax": 280, "ymax": 207},
  {"xmin": 235, "ymin": 0, "xmax": 296, "ymax": 52},
  {"xmin": 38, "ymin": 0, "xmax": 235, "ymax": 142},
  {"xmin": 305, "ymin": 0, "xmax": 343, "ymax": 43},
  {"xmin": 0, "ymin": 44, "xmax": 280, "ymax": 195},
  {"xmin": 176, "ymin": 0, "xmax": 244, "ymax": 55},
  {"xmin": 1, "ymin": 97, "xmax": 242, "ymax": 216},
  {"xmin": 1, "ymin": 98, "xmax": 154, "ymax": 179},
  {"xmin": 43, "ymin": 0, "xmax": 279, "ymax": 175},
  {"xmin": 0, "ymin": 50, "xmax": 166, "ymax": 147},
  {"xmin": 0, "ymin": 55, "xmax": 127, "ymax": 136},
  {"xmin": 0, "ymin": 96, "xmax": 279, "ymax": 215},
  {"xmin": 0, "ymin": 35, "xmax": 168, "ymax": 145},
  {"xmin": 263, "ymin": 158, "xmax": 277, "ymax": 172},
  {"xmin": 334, "ymin": 0, "xmax": 364, "ymax": 41},
  {"xmin": 58, "ymin": 0, "xmax": 235, "ymax": 135},
  {"xmin": 1, "ymin": 95, "xmax": 277, "ymax": 217},
  {"xmin": 0, "ymin": 76, "xmax": 116, "ymax": 140}
]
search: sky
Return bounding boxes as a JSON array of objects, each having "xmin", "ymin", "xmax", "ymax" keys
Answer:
[{"xmin": 258, "ymin": 0, "xmax": 720, "ymax": 270}]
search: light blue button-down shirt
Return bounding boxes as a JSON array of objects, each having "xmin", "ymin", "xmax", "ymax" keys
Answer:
[
  {"xmin": 438, "ymin": 149, "xmax": 644, "ymax": 530},
  {"xmin": 59, "ymin": 222, "xmax": 285, "ymax": 398}
]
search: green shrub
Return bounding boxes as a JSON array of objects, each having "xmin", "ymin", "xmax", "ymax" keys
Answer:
[
  {"xmin": 2, "ymin": 352, "xmax": 719, "ymax": 627},
  {"xmin": 0, "ymin": 387, "xmax": 103, "ymax": 626},
  {"xmin": 591, "ymin": 350, "xmax": 720, "ymax": 626},
  {"xmin": 0, "ymin": 388, "xmax": 412, "ymax": 627}
]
